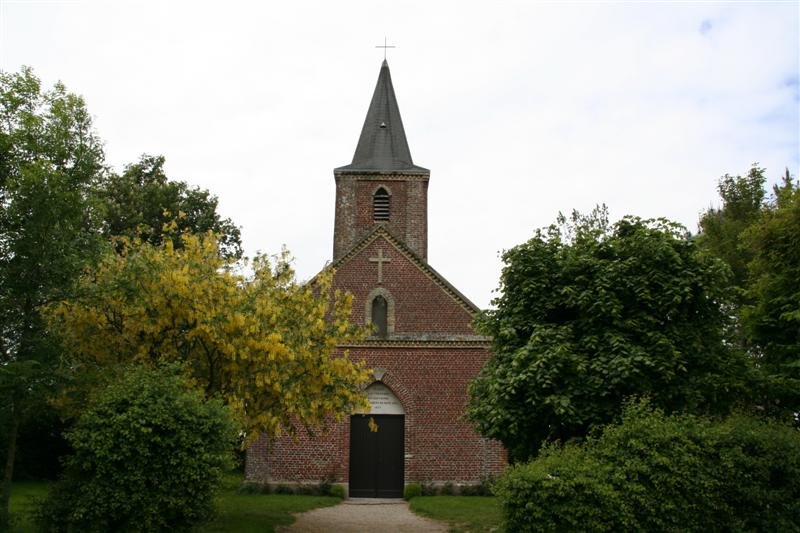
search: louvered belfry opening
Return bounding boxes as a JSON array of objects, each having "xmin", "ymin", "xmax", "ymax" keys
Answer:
[{"xmin": 373, "ymin": 188, "xmax": 390, "ymax": 221}]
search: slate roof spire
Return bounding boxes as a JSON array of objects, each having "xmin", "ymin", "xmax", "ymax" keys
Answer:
[{"xmin": 337, "ymin": 60, "xmax": 428, "ymax": 173}]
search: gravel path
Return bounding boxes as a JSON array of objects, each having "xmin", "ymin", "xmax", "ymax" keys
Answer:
[{"xmin": 280, "ymin": 498, "xmax": 448, "ymax": 533}]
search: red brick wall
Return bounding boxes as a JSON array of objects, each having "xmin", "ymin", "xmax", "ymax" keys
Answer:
[
  {"xmin": 245, "ymin": 345, "xmax": 506, "ymax": 485},
  {"xmin": 335, "ymin": 236, "xmax": 475, "ymax": 334},
  {"xmin": 333, "ymin": 173, "xmax": 429, "ymax": 261}
]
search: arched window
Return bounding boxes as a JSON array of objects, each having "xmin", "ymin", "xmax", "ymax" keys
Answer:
[
  {"xmin": 373, "ymin": 187, "xmax": 390, "ymax": 221},
  {"xmin": 371, "ymin": 295, "xmax": 388, "ymax": 338}
]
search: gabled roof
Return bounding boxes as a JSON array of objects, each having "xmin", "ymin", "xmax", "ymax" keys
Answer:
[
  {"xmin": 330, "ymin": 225, "xmax": 481, "ymax": 316},
  {"xmin": 336, "ymin": 60, "xmax": 428, "ymax": 174}
]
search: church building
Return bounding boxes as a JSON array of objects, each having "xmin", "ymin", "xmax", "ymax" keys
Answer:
[{"xmin": 246, "ymin": 60, "xmax": 505, "ymax": 497}]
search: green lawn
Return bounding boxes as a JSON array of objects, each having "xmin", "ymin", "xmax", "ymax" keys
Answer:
[
  {"xmin": 7, "ymin": 481, "xmax": 50, "ymax": 532},
  {"xmin": 201, "ymin": 475, "xmax": 341, "ymax": 532},
  {"xmin": 7, "ymin": 475, "xmax": 340, "ymax": 533},
  {"xmin": 410, "ymin": 496, "xmax": 503, "ymax": 533}
]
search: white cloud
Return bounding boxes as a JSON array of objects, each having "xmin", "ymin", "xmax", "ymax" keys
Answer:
[{"xmin": 2, "ymin": 0, "xmax": 798, "ymax": 308}]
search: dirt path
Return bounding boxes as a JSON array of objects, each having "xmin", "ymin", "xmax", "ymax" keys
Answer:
[{"xmin": 280, "ymin": 498, "xmax": 447, "ymax": 533}]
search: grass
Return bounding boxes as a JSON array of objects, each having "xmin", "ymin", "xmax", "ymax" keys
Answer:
[
  {"xmin": 7, "ymin": 474, "xmax": 340, "ymax": 533},
  {"xmin": 7, "ymin": 481, "xmax": 50, "ymax": 532},
  {"xmin": 410, "ymin": 496, "xmax": 503, "ymax": 533},
  {"xmin": 201, "ymin": 474, "xmax": 341, "ymax": 532}
]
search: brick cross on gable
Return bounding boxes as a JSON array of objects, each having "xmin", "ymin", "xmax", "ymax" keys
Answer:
[{"xmin": 369, "ymin": 248, "xmax": 391, "ymax": 284}]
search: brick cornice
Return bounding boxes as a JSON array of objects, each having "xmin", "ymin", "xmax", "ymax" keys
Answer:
[
  {"xmin": 341, "ymin": 339, "xmax": 492, "ymax": 349},
  {"xmin": 334, "ymin": 170, "xmax": 430, "ymax": 180}
]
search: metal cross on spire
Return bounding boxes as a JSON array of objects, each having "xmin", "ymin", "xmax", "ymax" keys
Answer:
[{"xmin": 375, "ymin": 37, "xmax": 396, "ymax": 60}]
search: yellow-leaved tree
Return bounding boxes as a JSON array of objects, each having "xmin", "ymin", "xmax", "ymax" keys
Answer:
[{"xmin": 45, "ymin": 232, "xmax": 370, "ymax": 442}]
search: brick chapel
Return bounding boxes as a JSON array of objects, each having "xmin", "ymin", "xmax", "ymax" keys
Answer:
[{"xmin": 246, "ymin": 60, "xmax": 505, "ymax": 497}]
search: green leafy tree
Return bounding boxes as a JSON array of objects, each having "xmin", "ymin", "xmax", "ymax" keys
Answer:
[
  {"xmin": 99, "ymin": 154, "xmax": 242, "ymax": 258},
  {"xmin": 0, "ymin": 69, "xmax": 247, "ymax": 526},
  {"xmin": 697, "ymin": 166, "xmax": 799, "ymax": 415},
  {"xmin": 741, "ymin": 171, "xmax": 800, "ymax": 413},
  {"xmin": 697, "ymin": 164, "xmax": 767, "ymax": 288},
  {"xmin": 0, "ymin": 67, "xmax": 105, "ymax": 527},
  {"xmin": 35, "ymin": 365, "xmax": 236, "ymax": 531},
  {"xmin": 467, "ymin": 208, "xmax": 753, "ymax": 460}
]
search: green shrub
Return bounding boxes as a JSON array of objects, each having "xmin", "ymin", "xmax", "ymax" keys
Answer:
[
  {"xmin": 317, "ymin": 475, "xmax": 335, "ymax": 496},
  {"xmin": 460, "ymin": 477, "xmax": 496, "ymax": 497},
  {"xmin": 35, "ymin": 365, "xmax": 236, "ymax": 532},
  {"xmin": 477, "ymin": 476, "xmax": 496, "ymax": 496},
  {"xmin": 237, "ymin": 482, "xmax": 269, "ymax": 495},
  {"xmin": 404, "ymin": 483, "xmax": 422, "ymax": 500},
  {"xmin": 496, "ymin": 401, "xmax": 800, "ymax": 532},
  {"xmin": 274, "ymin": 484, "xmax": 293, "ymax": 495},
  {"xmin": 328, "ymin": 484, "xmax": 346, "ymax": 498},
  {"xmin": 440, "ymin": 481, "xmax": 454, "ymax": 495},
  {"xmin": 421, "ymin": 482, "xmax": 437, "ymax": 496},
  {"xmin": 459, "ymin": 484, "xmax": 477, "ymax": 496},
  {"xmin": 294, "ymin": 484, "xmax": 314, "ymax": 495}
]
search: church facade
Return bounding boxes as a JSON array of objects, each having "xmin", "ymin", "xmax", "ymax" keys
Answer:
[{"xmin": 246, "ymin": 60, "xmax": 505, "ymax": 497}]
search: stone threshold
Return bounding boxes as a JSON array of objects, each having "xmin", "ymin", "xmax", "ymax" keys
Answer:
[{"xmin": 344, "ymin": 498, "xmax": 405, "ymax": 505}]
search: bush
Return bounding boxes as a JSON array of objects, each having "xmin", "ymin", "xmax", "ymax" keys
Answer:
[
  {"xmin": 328, "ymin": 484, "xmax": 346, "ymax": 498},
  {"xmin": 294, "ymin": 484, "xmax": 315, "ymax": 495},
  {"xmin": 35, "ymin": 365, "xmax": 236, "ymax": 532},
  {"xmin": 404, "ymin": 483, "xmax": 422, "ymax": 500},
  {"xmin": 496, "ymin": 401, "xmax": 800, "ymax": 532},
  {"xmin": 317, "ymin": 475, "xmax": 334, "ymax": 496},
  {"xmin": 460, "ymin": 477, "xmax": 495, "ymax": 497},
  {"xmin": 420, "ymin": 482, "xmax": 437, "ymax": 496},
  {"xmin": 237, "ymin": 482, "xmax": 269, "ymax": 495},
  {"xmin": 440, "ymin": 482, "xmax": 454, "ymax": 495},
  {"xmin": 274, "ymin": 484, "xmax": 293, "ymax": 495}
]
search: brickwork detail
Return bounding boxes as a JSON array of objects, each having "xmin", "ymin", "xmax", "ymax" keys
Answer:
[
  {"xmin": 333, "ymin": 172, "xmax": 429, "ymax": 261},
  {"xmin": 245, "ymin": 346, "xmax": 506, "ymax": 485},
  {"xmin": 341, "ymin": 237, "xmax": 474, "ymax": 334}
]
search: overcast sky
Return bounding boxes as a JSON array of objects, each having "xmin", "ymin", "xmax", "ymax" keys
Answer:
[{"xmin": 2, "ymin": 1, "xmax": 798, "ymax": 308}]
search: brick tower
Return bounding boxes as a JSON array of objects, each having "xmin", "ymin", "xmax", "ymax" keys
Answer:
[
  {"xmin": 332, "ymin": 59, "xmax": 429, "ymax": 262},
  {"xmin": 246, "ymin": 60, "xmax": 505, "ymax": 496}
]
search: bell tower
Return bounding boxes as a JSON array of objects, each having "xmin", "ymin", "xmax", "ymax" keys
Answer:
[{"xmin": 333, "ymin": 60, "xmax": 430, "ymax": 261}]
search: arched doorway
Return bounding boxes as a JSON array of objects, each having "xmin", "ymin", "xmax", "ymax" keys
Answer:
[{"xmin": 349, "ymin": 382, "xmax": 405, "ymax": 498}]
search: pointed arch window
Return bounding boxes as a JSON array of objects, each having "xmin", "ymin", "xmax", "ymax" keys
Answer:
[
  {"xmin": 371, "ymin": 295, "xmax": 388, "ymax": 338},
  {"xmin": 373, "ymin": 187, "xmax": 390, "ymax": 221}
]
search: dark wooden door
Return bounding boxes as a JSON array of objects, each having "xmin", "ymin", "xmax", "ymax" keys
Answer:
[{"xmin": 349, "ymin": 415, "xmax": 404, "ymax": 498}]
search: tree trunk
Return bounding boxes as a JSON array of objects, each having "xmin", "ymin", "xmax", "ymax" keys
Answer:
[{"xmin": 0, "ymin": 403, "xmax": 19, "ymax": 530}]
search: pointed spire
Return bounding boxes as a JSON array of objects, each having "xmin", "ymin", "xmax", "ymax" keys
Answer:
[{"xmin": 337, "ymin": 61, "xmax": 427, "ymax": 173}]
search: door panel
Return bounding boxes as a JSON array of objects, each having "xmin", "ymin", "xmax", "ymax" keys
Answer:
[{"xmin": 349, "ymin": 415, "xmax": 404, "ymax": 498}]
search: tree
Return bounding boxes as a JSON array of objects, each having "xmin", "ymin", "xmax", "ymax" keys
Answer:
[
  {"xmin": 697, "ymin": 166, "xmax": 799, "ymax": 415},
  {"xmin": 741, "ymin": 171, "xmax": 799, "ymax": 413},
  {"xmin": 45, "ymin": 232, "xmax": 370, "ymax": 441},
  {"xmin": 35, "ymin": 365, "xmax": 236, "ymax": 531},
  {"xmin": 697, "ymin": 164, "xmax": 767, "ymax": 288},
  {"xmin": 0, "ymin": 67, "xmax": 105, "ymax": 527},
  {"xmin": 466, "ymin": 208, "xmax": 753, "ymax": 460},
  {"xmin": 98, "ymin": 154, "xmax": 242, "ymax": 258}
]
